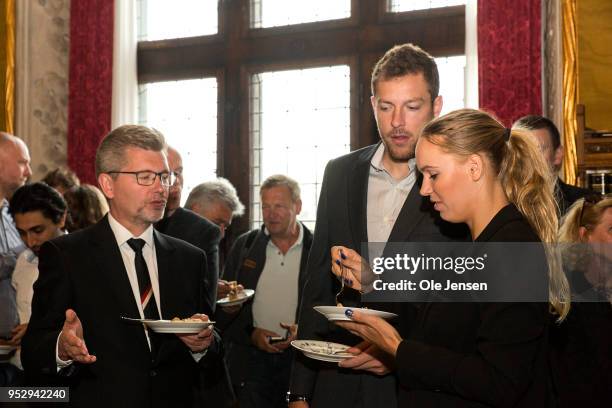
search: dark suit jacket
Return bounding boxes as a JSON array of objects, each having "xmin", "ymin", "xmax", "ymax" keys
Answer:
[
  {"xmin": 556, "ymin": 178, "xmax": 591, "ymax": 216},
  {"xmin": 155, "ymin": 207, "xmax": 221, "ymax": 309},
  {"xmin": 289, "ymin": 144, "xmax": 468, "ymax": 408},
  {"xmin": 218, "ymin": 223, "xmax": 313, "ymax": 386},
  {"xmin": 154, "ymin": 207, "xmax": 228, "ymax": 405},
  {"xmin": 549, "ymin": 267, "xmax": 612, "ymax": 407},
  {"xmin": 395, "ymin": 205, "xmax": 553, "ymax": 407},
  {"xmin": 21, "ymin": 216, "xmax": 217, "ymax": 408}
]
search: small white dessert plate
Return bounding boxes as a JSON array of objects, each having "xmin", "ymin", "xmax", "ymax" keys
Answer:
[
  {"xmin": 313, "ymin": 306, "xmax": 398, "ymax": 322},
  {"xmin": 291, "ymin": 340, "xmax": 352, "ymax": 363},
  {"xmin": 217, "ymin": 289, "xmax": 255, "ymax": 307}
]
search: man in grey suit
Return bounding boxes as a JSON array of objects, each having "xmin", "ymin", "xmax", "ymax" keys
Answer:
[{"xmin": 287, "ymin": 43, "xmax": 468, "ymax": 407}]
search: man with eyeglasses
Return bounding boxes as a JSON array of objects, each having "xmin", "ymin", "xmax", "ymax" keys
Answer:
[{"xmin": 21, "ymin": 125, "xmax": 220, "ymax": 408}]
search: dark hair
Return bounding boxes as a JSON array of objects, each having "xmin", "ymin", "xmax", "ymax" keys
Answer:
[
  {"xmin": 371, "ymin": 43, "xmax": 439, "ymax": 101},
  {"xmin": 513, "ymin": 115, "xmax": 561, "ymax": 150},
  {"xmin": 42, "ymin": 167, "xmax": 80, "ymax": 192},
  {"xmin": 64, "ymin": 184, "xmax": 108, "ymax": 232},
  {"xmin": 9, "ymin": 182, "xmax": 67, "ymax": 224}
]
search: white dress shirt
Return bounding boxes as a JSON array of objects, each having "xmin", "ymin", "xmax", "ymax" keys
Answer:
[
  {"xmin": 57, "ymin": 214, "xmax": 205, "ymax": 367},
  {"xmin": 367, "ymin": 143, "xmax": 417, "ymax": 243},
  {"xmin": 107, "ymin": 213, "xmax": 162, "ymax": 321}
]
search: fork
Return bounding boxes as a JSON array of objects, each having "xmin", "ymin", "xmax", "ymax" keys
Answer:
[{"xmin": 335, "ymin": 249, "xmax": 345, "ymax": 306}]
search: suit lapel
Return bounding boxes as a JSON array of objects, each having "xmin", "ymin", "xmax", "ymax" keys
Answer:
[
  {"xmin": 89, "ymin": 217, "xmax": 151, "ymax": 358},
  {"xmin": 90, "ymin": 217, "xmax": 142, "ymax": 320},
  {"xmin": 154, "ymin": 230, "xmax": 175, "ymax": 319},
  {"xmin": 387, "ymin": 172, "xmax": 427, "ymax": 243},
  {"xmin": 347, "ymin": 145, "xmax": 378, "ymax": 249}
]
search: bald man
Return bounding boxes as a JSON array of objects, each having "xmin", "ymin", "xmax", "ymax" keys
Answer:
[
  {"xmin": 154, "ymin": 146, "xmax": 221, "ymax": 308},
  {"xmin": 0, "ymin": 132, "xmax": 30, "ymax": 386},
  {"xmin": 0, "ymin": 133, "xmax": 32, "ymax": 203},
  {"xmin": 154, "ymin": 146, "xmax": 231, "ymax": 405}
]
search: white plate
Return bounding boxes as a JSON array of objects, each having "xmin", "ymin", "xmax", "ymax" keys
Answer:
[
  {"xmin": 0, "ymin": 344, "xmax": 16, "ymax": 355},
  {"xmin": 217, "ymin": 289, "xmax": 255, "ymax": 307},
  {"xmin": 122, "ymin": 317, "xmax": 214, "ymax": 333},
  {"xmin": 291, "ymin": 340, "xmax": 353, "ymax": 363},
  {"xmin": 314, "ymin": 306, "xmax": 398, "ymax": 322}
]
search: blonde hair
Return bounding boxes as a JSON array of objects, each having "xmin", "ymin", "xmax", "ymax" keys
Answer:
[
  {"xmin": 559, "ymin": 195, "xmax": 612, "ymax": 243},
  {"xmin": 260, "ymin": 174, "xmax": 301, "ymax": 202},
  {"xmin": 420, "ymin": 108, "xmax": 570, "ymax": 320},
  {"xmin": 558, "ymin": 196, "xmax": 612, "ymax": 295}
]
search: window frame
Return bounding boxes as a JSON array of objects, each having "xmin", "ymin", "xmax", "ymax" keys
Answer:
[{"xmin": 137, "ymin": 0, "xmax": 465, "ymax": 238}]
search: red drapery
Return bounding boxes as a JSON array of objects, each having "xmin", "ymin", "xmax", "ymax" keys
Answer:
[
  {"xmin": 478, "ymin": 0, "xmax": 541, "ymax": 126},
  {"xmin": 67, "ymin": 0, "xmax": 114, "ymax": 184}
]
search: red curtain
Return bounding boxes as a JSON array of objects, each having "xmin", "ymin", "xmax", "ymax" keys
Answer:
[
  {"xmin": 67, "ymin": 0, "xmax": 114, "ymax": 184},
  {"xmin": 478, "ymin": 0, "xmax": 541, "ymax": 126}
]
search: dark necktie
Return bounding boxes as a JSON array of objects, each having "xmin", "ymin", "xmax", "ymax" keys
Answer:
[{"xmin": 127, "ymin": 238, "xmax": 160, "ymax": 320}]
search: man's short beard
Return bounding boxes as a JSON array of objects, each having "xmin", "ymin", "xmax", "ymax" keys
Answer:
[
  {"xmin": 386, "ymin": 143, "xmax": 415, "ymax": 162},
  {"xmin": 381, "ymin": 133, "xmax": 417, "ymax": 163}
]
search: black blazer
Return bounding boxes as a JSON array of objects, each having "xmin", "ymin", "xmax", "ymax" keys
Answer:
[
  {"xmin": 549, "ymin": 266, "xmax": 612, "ymax": 407},
  {"xmin": 155, "ymin": 206, "xmax": 221, "ymax": 308},
  {"xmin": 21, "ymin": 216, "xmax": 217, "ymax": 408},
  {"xmin": 289, "ymin": 144, "xmax": 468, "ymax": 408},
  {"xmin": 394, "ymin": 205, "xmax": 552, "ymax": 407},
  {"xmin": 218, "ymin": 224, "xmax": 313, "ymax": 386}
]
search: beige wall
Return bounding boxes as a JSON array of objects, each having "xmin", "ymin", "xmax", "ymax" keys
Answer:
[
  {"xmin": 578, "ymin": 0, "xmax": 612, "ymax": 131},
  {"xmin": 15, "ymin": 0, "xmax": 70, "ymax": 181}
]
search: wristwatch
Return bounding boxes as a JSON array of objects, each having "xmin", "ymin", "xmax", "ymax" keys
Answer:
[{"xmin": 286, "ymin": 392, "xmax": 310, "ymax": 403}]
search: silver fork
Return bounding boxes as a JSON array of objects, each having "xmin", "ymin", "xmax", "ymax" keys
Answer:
[{"xmin": 335, "ymin": 249, "xmax": 345, "ymax": 306}]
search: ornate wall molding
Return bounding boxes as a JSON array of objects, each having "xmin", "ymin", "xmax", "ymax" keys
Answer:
[
  {"xmin": 561, "ymin": 0, "xmax": 578, "ymax": 184},
  {"xmin": 542, "ymin": 1, "xmax": 563, "ymax": 140},
  {"xmin": 15, "ymin": 0, "xmax": 70, "ymax": 181},
  {"xmin": 1, "ymin": 0, "xmax": 15, "ymax": 132}
]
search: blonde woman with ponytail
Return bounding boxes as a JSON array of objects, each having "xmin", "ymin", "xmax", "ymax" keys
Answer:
[
  {"xmin": 416, "ymin": 108, "xmax": 569, "ymax": 319},
  {"xmin": 331, "ymin": 109, "xmax": 568, "ymax": 407}
]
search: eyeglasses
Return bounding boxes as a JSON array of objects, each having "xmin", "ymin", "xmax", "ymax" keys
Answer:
[
  {"xmin": 579, "ymin": 193, "xmax": 609, "ymax": 227},
  {"xmin": 107, "ymin": 171, "xmax": 175, "ymax": 187}
]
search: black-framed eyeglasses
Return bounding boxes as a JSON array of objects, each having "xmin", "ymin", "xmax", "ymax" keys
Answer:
[{"xmin": 107, "ymin": 171, "xmax": 175, "ymax": 187}]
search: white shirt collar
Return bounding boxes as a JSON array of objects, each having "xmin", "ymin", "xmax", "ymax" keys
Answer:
[
  {"xmin": 264, "ymin": 222, "xmax": 304, "ymax": 251},
  {"xmin": 107, "ymin": 213, "xmax": 155, "ymax": 248},
  {"xmin": 370, "ymin": 143, "xmax": 416, "ymax": 177}
]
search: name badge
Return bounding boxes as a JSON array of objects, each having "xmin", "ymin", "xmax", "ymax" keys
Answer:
[{"xmin": 243, "ymin": 259, "xmax": 256, "ymax": 269}]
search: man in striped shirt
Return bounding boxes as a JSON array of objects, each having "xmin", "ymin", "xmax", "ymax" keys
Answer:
[{"xmin": 0, "ymin": 132, "xmax": 31, "ymax": 385}]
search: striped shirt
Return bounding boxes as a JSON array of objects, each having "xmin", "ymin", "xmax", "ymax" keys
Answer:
[{"xmin": 0, "ymin": 200, "xmax": 26, "ymax": 338}]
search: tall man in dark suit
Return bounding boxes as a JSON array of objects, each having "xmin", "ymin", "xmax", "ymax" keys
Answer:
[
  {"xmin": 155, "ymin": 146, "xmax": 221, "ymax": 308},
  {"xmin": 513, "ymin": 115, "xmax": 591, "ymax": 215},
  {"xmin": 21, "ymin": 125, "xmax": 218, "ymax": 408},
  {"xmin": 287, "ymin": 44, "xmax": 468, "ymax": 408}
]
